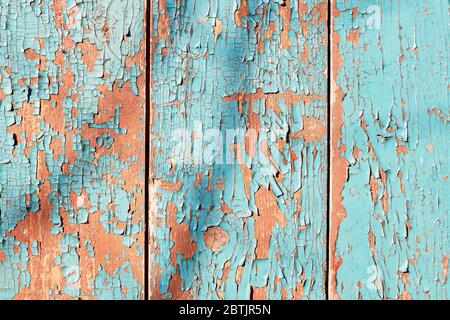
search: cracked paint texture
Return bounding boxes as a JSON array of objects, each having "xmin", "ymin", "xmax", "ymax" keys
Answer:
[
  {"xmin": 151, "ymin": 0, "xmax": 328, "ymax": 299},
  {"xmin": 0, "ymin": 0, "xmax": 145, "ymax": 299},
  {"xmin": 330, "ymin": 0, "xmax": 449, "ymax": 299},
  {"xmin": 2, "ymin": 0, "xmax": 447, "ymax": 301}
]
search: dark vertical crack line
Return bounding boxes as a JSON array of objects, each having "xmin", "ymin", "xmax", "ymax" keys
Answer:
[
  {"xmin": 144, "ymin": 0, "xmax": 152, "ymax": 301},
  {"xmin": 326, "ymin": 0, "xmax": 332, "ymax": 301}
]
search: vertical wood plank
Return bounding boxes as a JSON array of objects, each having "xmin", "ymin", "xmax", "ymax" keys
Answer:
[
  {"xmin": 0, "ymin": 0, "xmax": 146, "ymax": 299},
  {"xmin": 330, "ymin": 0, "xmax": 449, "ymax": 299},
  {"xmin": 150, "ymin": 0, "xmax": 328, "ymax": 299}
]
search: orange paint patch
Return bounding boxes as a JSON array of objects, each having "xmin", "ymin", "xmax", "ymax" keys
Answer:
[
  {"xmin": 157, "ymin": 0, "xmax": 170, "ymax": 40},
  {"xmin": 224, "ymin": 89, "xmax": 325, "ymax": 115},
  {"xmin": 397, "ymin": 170, "xmax": 405, "ymax": 193},
  {"xmin": 380, "ymin": 169, "xmax": 389, "ymax": 214},
  {"xmin": 67, "ymin": 6, "xmax": 80, "ymax": 27},
  {"xmin": 52, "ymin": 0, "xmax": 66, "ymax": 29},
  {"xmin": 265, "ymin": 21, "xmax": 277, "ymax": 39},
  {"xmin": 260, "ymin": 139, "xmax": 280, "ymax": 173},
  {"xmin": 369, "ymin": 175, "xmax": 379, "ymax": 204},
  {"xmin": 167, "ymin": 202, "xmax": 197, "ymax": 259},
  {"xmin": 214, "ymin": 19, "xmax": 222, "ymax": 44},
  {"xmin": 24, "ymin": 48, "xmax": 40, "ymax": 60},
  {"xmin": 301, "ymin": 42, "xmax": 309, "ymax": 61},
  {"xmin": 346, "ymin": 28, "xmax": 360, "ymax": 45},
  {"xmin": 230, "ymin": 144, "xmax": 253, "ymax": 200},
  {"xmin": 396, "ymin": 144, "xmax": 409, "ymax": 155},
  {"xmin": 252, "ymin": 286, "xmax": 267, "ymax": 300},
  {"xmin": 443, "ymin": 256, "xmax": 448, "ymax": 283},
  {"xmin": 368, "ymin": 229, "xmax": 376, "ymax": 256},
  {"xmin": 244, "ymin": 99, "xmax": 261, "ymax": 158},
  {"xmin": 78, "ymin": 40, "xmax": 100, "ymax": 72},
  {"xmin": 294, "ymin": 274, "xmax": 308, "ymax": 299},
  {"xmin": 298, "ymin": 0, "xmax": 309, "ymax": 37},
  {"xmin": 329, "ymin": 2, "xmax": 349, "ymax": 300}
]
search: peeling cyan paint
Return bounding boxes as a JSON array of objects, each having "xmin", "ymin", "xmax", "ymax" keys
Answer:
[
  {"xmin": 330, "ymin": 0, "xmax": 449, "ymax": 300},
  {"xmin": 150, "ymin": 0, "xmax": 328, "ymax": 299},
  {"xmin": 0, "ymin": 0, "xmax": 145, "ymax": 299}
]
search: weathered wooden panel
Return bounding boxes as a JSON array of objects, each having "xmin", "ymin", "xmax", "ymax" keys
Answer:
[
  {"xmin": 0, "ymin": 0, "xmax": 146, "ymax": 299},
  {"xmin": 150, "ymin": 0, "xmax": 328, "ymax": 299},
  {"xmin": 330, "ymin": 0, "xmax": 449, "ymax": 299}
]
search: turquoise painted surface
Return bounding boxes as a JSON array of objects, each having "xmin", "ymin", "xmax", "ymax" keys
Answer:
[
  {"xmin": 0, "ymin": 0, "xmax": 145, "ymax": 299},
  {"xmin": 151, "ymin": 0, "xmax": 328, "ymax": 299},
  {"xmin": 332, "ymin": 0, "xmax": 449, "ymax": 299}
]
